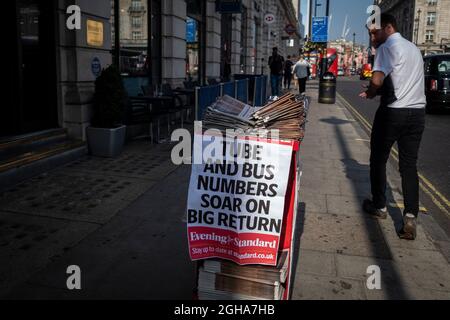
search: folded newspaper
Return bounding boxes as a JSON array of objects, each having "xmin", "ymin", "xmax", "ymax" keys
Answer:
[{"xmin": 202, "ymin": 94, "xmax": 307, "ymax": 141}]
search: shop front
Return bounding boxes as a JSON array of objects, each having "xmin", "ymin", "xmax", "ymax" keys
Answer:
[
  {"xmin": 186, "ymin": 0, "xmax": 206, "ymax": 85},
  {"xmin": 111, "ymin": 0, "xmax": 162, "ymax": 95}
]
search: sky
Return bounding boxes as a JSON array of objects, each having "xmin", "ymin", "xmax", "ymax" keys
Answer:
[{"xmin": 301, "ymin": 0, "xmax": 374, "ymax": 45}]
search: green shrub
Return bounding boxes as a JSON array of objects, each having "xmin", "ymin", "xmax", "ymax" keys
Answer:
[{"xmin": 92, "ymin": 64, "xmax": 126, "ymax": 128}]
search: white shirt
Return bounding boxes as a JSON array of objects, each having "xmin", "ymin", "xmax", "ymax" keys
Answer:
[
  {"xmin": 293, "ymin": 59, "xmax": 310, "ymax": 79},
  {"xmin": 373, "ymin": 33, "xmax": 426, "ymax": 109}
]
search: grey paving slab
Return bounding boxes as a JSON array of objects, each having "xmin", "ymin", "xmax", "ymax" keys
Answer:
[
  {"xmin": 291, "ymin": 273, "xmax": 366, "ymax": 300},
  {"xmin": 299, "ymin": 191, "xmax": 328, "ymax": 214},
  {"xmin": 365, "ymin": 285, "xmax": 450, "ymax": 300},
  {"xmin": 299, "ymin": 213, "xmax": 391, "ymax": 259},
  {"xmin": 378, "ymin": 219, "xmax": 437, "ymax": 251},
  {"xmin": 4, "ymin": 165, "xmax": 194, "ymax": 300},
  {"xmin": 325, "ymin": 194, "xmax": 367, "ymax": 216},
  {"xmin": 436, "ymin": 241, "xmax": 450, "ymax": 264},
  {"xmin": 0, "ymin": 211, "xmax": 98, "ymax": 297},
  {"xmin": 336, "ymin": 242, "xmax": 450, "ymax": 294},
  {"xmin": 294, "ymin": 249, "xmax": 336, "ymax": 277},
  {"xmin": 61, "ymin": 150, "xmax": 178, "ymax": 181},
  {"xmin": 299, "ymin": 178, "xmax": 341, "ymax": 196},
  {"xmin": 0, "ymin": 171, "xmax": 155, "ymax": 224}
]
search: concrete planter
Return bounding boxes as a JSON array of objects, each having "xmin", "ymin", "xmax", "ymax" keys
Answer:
[{"xmin": 86, "ymin": 125, "xmax": 126, "ymax": 157}]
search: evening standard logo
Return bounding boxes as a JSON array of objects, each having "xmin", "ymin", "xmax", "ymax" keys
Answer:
[{"xmin": 189, "ymin": 232, "xmax": 277, "ymax": 249}]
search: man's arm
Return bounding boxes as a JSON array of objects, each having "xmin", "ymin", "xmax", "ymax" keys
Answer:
[{"xmin": 359, "ymin": 71, "xmax": 385, "ymax": 99}]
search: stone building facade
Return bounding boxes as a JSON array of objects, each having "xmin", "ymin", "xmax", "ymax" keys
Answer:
[
  {"xmin": 4, "ymin": 0, "xmax": 299, "ymax": 142},
  {"xmin": 375, "ymin": 0, "xmax": 450, "ymax": 55}
]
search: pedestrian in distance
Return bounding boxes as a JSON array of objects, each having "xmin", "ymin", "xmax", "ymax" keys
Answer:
[
  {"xmin": 283, "ymin": 55, "xmax": 294, "ymax": 90},
  {"xmin": 268, "ymin": 47, "xmax": 284, "ymax": 97},
  {"xmin": 293, "ymin": 54, "xmax": 311, "ymax": 95},
  {"xmin": 359, "ymin": 14, "xmax": 426, "ymax": 240}
]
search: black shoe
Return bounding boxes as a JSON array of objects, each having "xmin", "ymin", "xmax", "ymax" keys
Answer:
[
  {"xmin": 398, "ymin": 214, "xmax": 417, "ymax": 240},
  {"xmin": 363, "ymin": 199, "xmax": 388, "ymax": 219}
]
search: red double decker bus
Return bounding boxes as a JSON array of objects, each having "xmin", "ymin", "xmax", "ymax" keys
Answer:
[{"xmin": 319, "ymin": 48, "xmax": 338, "ymax": 77}]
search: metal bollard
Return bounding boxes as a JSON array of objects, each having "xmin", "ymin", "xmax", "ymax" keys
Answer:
[{"xmin": 318, "ymin": 72, "xmax": 337, "ymax": 104}]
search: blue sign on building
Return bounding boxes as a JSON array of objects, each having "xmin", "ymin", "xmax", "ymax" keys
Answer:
[
  {"xmin": 312, "ymin": 17, "xmax": 328, "ymax": 43},
  {"xmin": 215, "ymin": 0, "xmax": 242, "ymax": 13},
  {"xmin": 186, "ymin": 18, "xmax": 197, "ymax": 43},
  {"xmin": 91, "ymin": 57, "xmax": 101, "ymax": 77}
]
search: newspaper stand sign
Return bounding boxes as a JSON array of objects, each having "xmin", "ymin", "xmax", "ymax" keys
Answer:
[{"xmin": 187, "ymin": 133, "xmax": 295, "ymax": 266}]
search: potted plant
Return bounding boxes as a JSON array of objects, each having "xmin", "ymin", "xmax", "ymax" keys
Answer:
[{"xmin": 86, "ymin": 64, "xmax": 127, "ymax": 157}]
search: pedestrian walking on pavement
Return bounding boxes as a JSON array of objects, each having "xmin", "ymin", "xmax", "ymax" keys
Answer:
[
  {"xmin": 293, "ymin": 55, "xmax": 311, "ymax": 94},
  {"xmin": 283, "ymin": 56, "xmax": 294, "ymax": 90},
  {"xmin": 268, "ymin": 47, "xmax": 284, "ymax": 96},
  {"xmin": 359, "ymin": 14, "xmax": 426, "ymax": 240}
]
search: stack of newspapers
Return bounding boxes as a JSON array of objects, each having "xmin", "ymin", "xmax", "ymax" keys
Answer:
[
  {"xmin": 202, "ymin": 95, "xmax": 258, "ymax": 132},
  {"xmin": 197, "ymin": 251, "xmax": 288, "ymax": 300},
  {"xmin": 202, "ymin": 94, "xmax": 307, "ymax": 141},
  {"xmin": 251, "ymin": 93, "xmax": 307, "ymax": 141}
]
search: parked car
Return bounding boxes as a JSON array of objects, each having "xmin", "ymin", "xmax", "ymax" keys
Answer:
[
  {"xmin": 337, "ymin": 68, "xmax": 345, "ymax": 76},
  {"xmin": 424, "ymin": 54, "xmax": 450, "ymax": 113},
  {"xmin": 360, "ymin": 63, "xmax": 373, "ymax": 80}
]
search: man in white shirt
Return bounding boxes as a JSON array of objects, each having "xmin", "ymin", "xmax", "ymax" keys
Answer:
[
  {"xmin": 359, "ymin": 14, "xmax": 426, "ymax": 240},
  {"xmin": 293, "ymin": 55, "xmax": 311, "ymax": 94}
]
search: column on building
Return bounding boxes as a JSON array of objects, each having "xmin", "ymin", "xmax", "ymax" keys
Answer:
[
  {"xmin": 162, "ymin": 0, "xmax": 187, "ymax": 87},
  {"xmin": 58, "ymin": 0, "xmax": 113, "ymax": 140},
  {"xmin": 230, "ymin": 15, "xmax": 242, "ymax": 76},
  {"xmin": 255, "ymin": 6, "xmax": 264, "ymax": 75},
  {"xmin": 205, "ymin": 0, "xmax": 221, "ymax": 80}
]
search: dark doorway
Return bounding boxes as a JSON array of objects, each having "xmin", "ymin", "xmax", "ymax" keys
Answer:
[{"xmin": 1, "ymin": 0, "xmax": 58, "ymax": 137}]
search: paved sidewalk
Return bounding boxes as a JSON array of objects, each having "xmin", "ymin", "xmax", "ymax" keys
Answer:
[
  {"xmin": 290, "ymin": 84, "xmax": 450, "ymax": 299},
  {"xmin": 1, "ymin": 140, "xmax": 195, "ymax": 299},
  {"xmin": 2, "ymin": 86, "xmax": 450, "ymax": 300}
]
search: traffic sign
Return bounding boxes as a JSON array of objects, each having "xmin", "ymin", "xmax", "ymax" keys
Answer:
[
  {"xmin": 312, "ymin": 17, "xmax": 328, "ymax": 43},
  {"xmin": 285, "ymin": 24, "xmax": 296, "ymax": 35},
  {"xmin": 264, "ymin": 13, "xmax": 276, "ymax": 25}
]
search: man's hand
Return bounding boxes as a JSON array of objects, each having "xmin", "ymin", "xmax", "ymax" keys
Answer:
[
  {"xmin": 359, "ymin": 71, "xmax": 385, "ymax": 99},
  {"xmin": 359, "ymin": 84, "xmax": 374, "ymax": 99}
]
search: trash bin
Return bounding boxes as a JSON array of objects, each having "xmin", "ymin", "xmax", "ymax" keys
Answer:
[{"xmin": 318, "ymin": 72, "xmax": 337, "ymax": 104}]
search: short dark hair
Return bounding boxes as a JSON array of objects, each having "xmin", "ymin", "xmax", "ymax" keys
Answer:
[
  {"xmin": 273, "ymin": 47, "xmax": 278, "ymax": 51},
  {"xmin": 380, "ymin": 13, "xmax": 397, "ymax": 30},
  {"xmin": 287, "ymin": 55, "xmax": 291, "ymax": 58}
]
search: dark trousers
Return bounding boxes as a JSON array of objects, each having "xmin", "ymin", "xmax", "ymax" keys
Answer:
[
  {"xmin": 370, "ymin": 106, "xmax": 425, "ymax": 217},
  {"xmin": 298, "ymin": 77, "xmax": 307, "ymax": 94},
  {"xmin": 283, "ymin": 73, "xmax": 292, "ymax": 89},
  {"xmin": 270, "ymin": 74, "xmax": 282, "ymax": 96}
]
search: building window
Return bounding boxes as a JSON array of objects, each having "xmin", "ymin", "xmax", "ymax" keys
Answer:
[
  {"xmin": 186, "ymin": 17, "xmax": 200, "ymax": 80},
  {"xmin": 132, "ymin": 31, "xmax": 141, "ymax": 40},
  {"xmin": 427, "ymin": 0, "xmax": 437, "ymax": 6},
  {"xmin": 131, "ymin": 0, "xmax": 143, "ymax": 11},
  {"xmin": 286, "ymin": 39, "xmax": 294, "ymax": 47},
  {"xmin": 132, "ymin": 16, "xmax": 142, "ymax": 28},
  {"xmin": 425, "ymin": 30, "xmax": 435, "ymax": 42},
  {"xmin": 427, "ymin": 12, "xmax": 436, "ymax": 26}
]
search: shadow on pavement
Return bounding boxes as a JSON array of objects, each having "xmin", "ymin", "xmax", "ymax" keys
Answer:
[{"xmin": 319, "ymin": 116, "xmax": 410, "ymax": 300}]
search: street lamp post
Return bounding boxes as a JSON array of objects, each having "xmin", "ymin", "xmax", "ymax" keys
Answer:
[
  {"xmin": 352, "ymin": 32, "xmax": 356, "ymax": 70},
  {"xmin": 314, "ymin": 0, "xmax": 322, "ymax": 17},
  {"xmin": 414, "ymin": 9, "xmax": 422, "ymax": 45}
]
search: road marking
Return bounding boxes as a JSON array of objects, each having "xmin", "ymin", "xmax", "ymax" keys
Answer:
[
  {"xmin": 389, "ymin": 202, "xmax": 428, "ymax": 213},
  {"xmin": 355, "ymin": 139, "xmax": 370, "ymax": 142},
  {"xmin": 337, "ymin": 92, "xmax": 450, "ymax": 217}
]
